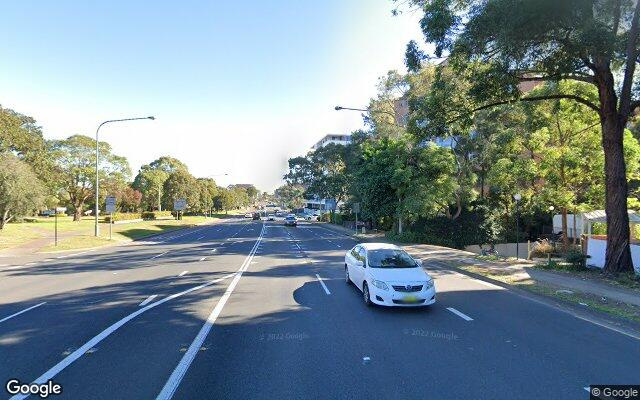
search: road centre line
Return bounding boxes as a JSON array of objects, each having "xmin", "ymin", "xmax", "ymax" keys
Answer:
[
  {"xmin": 0, "ymin": 302, "xmax": 47, "ymax": 324},
  {"xmin": 155, "ymin": 223, "xmax": 266, "ymax": 400},
  {"xmin": 9, "ymin": 269, "xmax": 241, "ymax": 400},
  {"xmin": 138, "ymin": 295, "xmax": 157, "ymax": 307},
  {"xmin": 315, "ymin": 274, "xmax": 331, "ymax": 295},
  {"xmin": 199, "ymin": 257, "xmax": 206, "ymax": 261},
  {"xmin": 178, "ymin": 271, "xmax": 188, "ymax": 277},
  {"xmin": 446, "ymin": 307, "xmax": 474, "ymax": 321}
]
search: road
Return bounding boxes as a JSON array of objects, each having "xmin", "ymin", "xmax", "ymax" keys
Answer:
[{"xmin": 1, "ymin": 219, "xmax": 638, "ymax": 399}]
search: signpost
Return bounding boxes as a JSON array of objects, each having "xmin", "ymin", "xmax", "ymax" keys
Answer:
[
  {"xmin": 174, "ymin": 199, "xmax": 187, "ymax": 220},
  {"xmin": 105, "ymin": 196, "xmax": 116, "ymax": 240},
  {"xmin": 353, "ymin": 202, "xmax": 360, "ymax": 234},
  {"xmin": 54, "ymin": 207, "xmax": 64, "ymax": 246}
]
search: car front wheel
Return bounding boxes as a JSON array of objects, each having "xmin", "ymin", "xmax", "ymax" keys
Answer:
[{"xmin": 363, "ymin": 283, "xmax": 372, "ymax": 307}]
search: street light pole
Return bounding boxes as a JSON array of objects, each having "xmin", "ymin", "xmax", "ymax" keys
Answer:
[
  {"xmin": 514, "ymin": 193, "xmax": 522, "ymax": 259},
  {"xmin": 334, "ymin": 105, "xmax": 399, "ymax": 122},
  {"xmin": 94, "ymin": 116, "xmax": 155, "ymax": 237}
]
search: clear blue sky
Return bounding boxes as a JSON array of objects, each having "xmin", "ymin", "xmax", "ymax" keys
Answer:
[{"xmin": 0, "ymin": 1, "xmax": 422, "ymax": 190}]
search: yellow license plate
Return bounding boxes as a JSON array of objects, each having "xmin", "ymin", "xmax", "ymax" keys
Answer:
[{"xmin": 403, "ymin": 295, "xmax": 418, "ymax": 303}]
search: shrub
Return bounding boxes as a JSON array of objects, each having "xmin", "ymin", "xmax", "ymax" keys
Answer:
[
  {"xmin": 564, "ymin": 249, "xmax": 589, "ymax": 270},
  {"xmin": 141, "ymin": 211, "xmax": 173, "ymax": 220},
  {"xmin": 104, "ymin": 212, "xmax": 142, "ymax": 223},
  {"xmin": 530, "ymin": 239, "xmax": 554, "ymax": 258}
]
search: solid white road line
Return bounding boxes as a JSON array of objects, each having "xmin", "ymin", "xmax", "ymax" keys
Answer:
[
  {"xmin": 155, "ymin": 223, "xmax": 265, "ymax": 400},
  {"xmin": 138, "ymin": 295, "xmax": 158, "ymax": 307},
  {"xmin": 315, "ymin": 274, "xmax": 331, "ymax": 295},
  {"xmin": 0, "ymin": 302, "xmax": 47, "ymax": 324},
  {"xmin": 446, "ymin": 307, "xmax": 474, "ymax": 321},
  {"xmin": 9, "ymin": 271, "xmax": 240, "ymax": 400},
  {"xmin": 474, "ymin": 279, "xmax": 503, "ymax": 289},
  {"xmin": 151, "ymin": 251, "xmax": 169, "ymax": 260},
  {"xmin": 178, "ymin": 271, "xmax": 188, "ymax": 277}
]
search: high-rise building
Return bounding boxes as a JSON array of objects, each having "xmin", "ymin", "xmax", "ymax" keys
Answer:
[{"xmin": 311, "ymin": 133, "xmax": 352, "ymax": 151}]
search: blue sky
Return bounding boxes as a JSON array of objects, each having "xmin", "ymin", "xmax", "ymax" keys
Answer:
[{"xmin": 0, "ymin": 1, "xmax": 423, "ymax": 190}]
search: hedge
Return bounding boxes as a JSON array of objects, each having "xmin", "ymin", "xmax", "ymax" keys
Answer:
[
  {"xmin": 141, "ymin": 211, "xmax": 174, "ymax": 220},
  {"xmin": 104, "ymin": 213, "xmax": 142, "ymax": 223}
]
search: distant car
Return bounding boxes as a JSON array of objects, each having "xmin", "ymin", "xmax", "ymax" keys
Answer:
[
  {"xmin": 244, "ymin": 212, "xmax": 253, "ymax": 218},
  {"xmin": 306, "ymin": 213, "xmax": 320, "ymax": 221},
  {"xmin": 252, "ymin": 212, "xmax": 261, "ymax": 220},
  {"xmin": 284, "ymin": 215, "xmax": 297, "ymax": 227},
  {"xmin": 345, "ymin": 243, "xmax": 435, "ymax": 307},
  {"xmin": 267, "ymin": 214, "xmax": 275, "ymax": 221}
]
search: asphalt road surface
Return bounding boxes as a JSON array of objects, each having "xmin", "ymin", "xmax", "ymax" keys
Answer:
[{"xmin": 1, "ymin": 219, "xmax": 638, "ymax": 399}]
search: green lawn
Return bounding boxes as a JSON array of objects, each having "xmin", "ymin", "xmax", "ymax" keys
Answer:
[{"xmin": 1, "ymin": 216, "xmax": 210, "ymax": 252}]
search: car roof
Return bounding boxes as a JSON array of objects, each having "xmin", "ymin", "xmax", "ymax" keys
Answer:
[{"xmin": 358, "ymin": 242, "xmax": 401, "ymax": 251}]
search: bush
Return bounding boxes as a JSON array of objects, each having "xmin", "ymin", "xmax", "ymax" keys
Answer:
[
  {"xmin": 530, "ymin": 239, "xmax": 554, "ymax": 257},
  {"xmin": 564, "ymin": 249, "xmax": 589, "ymax": 270},
  {"xmin": 393, "ymin": 207, "xmax": 500, "ymax": 249},
  {"xmin": 104, "ymin": 212, "xmax": 142, "ymax": 223},
  {"xmin": 141, "ymin": 211, "xmax": 173, "ymax": 220}
]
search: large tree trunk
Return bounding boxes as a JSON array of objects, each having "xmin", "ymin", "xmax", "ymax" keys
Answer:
[
  {"xmin": 0, "ymin": 209, "xmax": 9, "ymax": 230},
  {"xmin": 595, "ymin": 59, "xmax": 634, "ymax": 274},
  {"xmin": 602, "ymin": 117, "xmax": 633, "ymax": 274},
  {"xmin": 73, "ymin": 205, "xmax": 83, "ymax": 221}
]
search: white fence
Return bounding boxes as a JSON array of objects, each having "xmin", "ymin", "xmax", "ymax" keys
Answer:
[{"xmin": 586, "ymin": 238, "xmax": 640, "ymax": 273}]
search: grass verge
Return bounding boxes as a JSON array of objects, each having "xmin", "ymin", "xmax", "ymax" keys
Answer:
[{"xmin": 40, "ymin": 216, "xmax": 208, "ymax": 252}]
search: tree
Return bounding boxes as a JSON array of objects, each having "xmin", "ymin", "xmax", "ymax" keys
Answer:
[
  {"xmin": 51, "ymin": 135, "xmax": 130, "ymax": 221},
  {"xmin": 214, "ymin": 188, "xmax": 235, "ymax": 213},
  {"xmin": 195, "ymin": 178, "xmax": 219, "ymax": 214},
  {"xmin": 0, "ymin": 105, "xmax": 57, "ymax": 191},
  {"xmin": 0, "ymin": 153, "xmax": 45, "ymax": 229},
  {"xmin": 162, "ymin": 169, "xmax": 199, "ymax": 211},
  {"xmin": 285, "ymin": 143, "xmax": 352, "ymax": 205},
  {"xmin": 353, "ymin": 135, "xmax": 458, "ymax": 232},
  {"xmin": 118, "ymin": 187, "xmax": 143, "ymax": 213},
  {"xmin": 403, "ymin": 0, "xmax": 640, "ymax": 273},
  {"xmin": 133, "ymin": 156, "xmax": 189, "ymax": 211},
  {"xmin": 274, "ymin": 184, "xmax": 305, "ymax": 210}
]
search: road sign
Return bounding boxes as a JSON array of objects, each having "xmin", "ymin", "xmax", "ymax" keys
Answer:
[
  {"xmin": 352, "ymin": 202, "xmax": 360, "ymax": 214},
  {"xmin": 174, "ymin": 199, "xmax": 187, "ymax": 211},
  {"xmin": 105, "ymin": 196, "xmax": 117, "ymax": 213}
]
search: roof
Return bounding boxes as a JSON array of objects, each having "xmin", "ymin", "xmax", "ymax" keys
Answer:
[
  {"xmin": 583, "ymin": 210, "xmax": 640, "ymax": 223},
  {"xmin": 360, "ymin": 243, "xmax": 400, "ymax": 250}
]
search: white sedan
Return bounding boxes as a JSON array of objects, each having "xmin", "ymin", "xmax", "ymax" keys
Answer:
[{"xmin": 345, "ymin": 243, "xmax": 435, "ymax": 307}]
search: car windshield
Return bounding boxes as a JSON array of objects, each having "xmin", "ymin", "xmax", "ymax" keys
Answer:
[{"xmin": 367, "ymin": 249, "xmax": 416, "ymax": 268}]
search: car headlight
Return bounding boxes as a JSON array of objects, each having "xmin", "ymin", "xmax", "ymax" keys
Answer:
[
  {"xmin": 424, "ymin": 279, "xmax": 434, "ymax": 289},
  {"xmin": 371, "ymin": 279, "xmax": 389, "ymax": 291}
]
